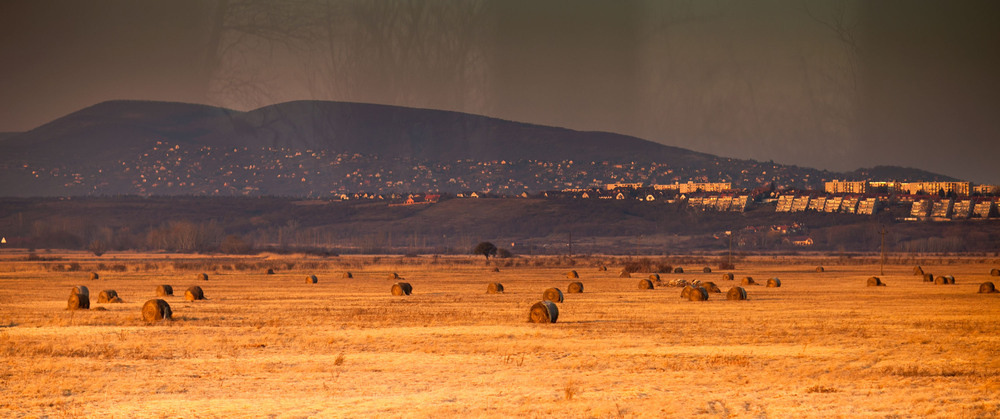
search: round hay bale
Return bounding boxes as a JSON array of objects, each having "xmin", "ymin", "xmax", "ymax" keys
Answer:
[
  {"xmin": 141, "ymin": 299, "xmax": 172, "ymax": 323},
  {"xmin": 342, "ymin": 272, "xmax": 353, "ymax": 279},
  {"xmin": 487, "ymin": 282, "xmax": 504, "ymax": 294},
  {"xmin": 391, "ymin": 282, "xmax": 412, "ymax": 296},
  {"xmin": 934, "ymin": 276, "xmax": 948, "ymax": 285},
  {"xmin": 619, "ymin": 271, "xmax": 631, "ymax": 278},
  {"xmin": 198, "ymin": 273, "xmax": 209, "ymax": 281},
  {"xmin": 389, "ymin": 272, "xmax": 400, "ymax": 280},
  {"xmin": 702, "ymin": 281, "xmax": 722, "ymax": 293},
  {"xmin": 815, "ymin": 266, "xmax": 825, "ymax": 273},
  {"xmin": 978, "ymin": 282, "xmax": 998, "ymax": 294},
  {"xmin": 97, "ymin": 289, "xmax": 119, "ymax": 303},
  {"xmin": 597, "ymin": 265, "xmax": 607, "ymax": 271},
  {"xmin": 184, "ymin": 286, "xmax": 205, "ymax": 301},
  {"xmin": 637, "ymin": 279, "xmax": 654, "ymax": 289},
  {"xmin": 266, "ymin": 268, "xmax": 275, "ymax": 275},
  {"xmin": 681, "ymin": 285, "xmax": 694, "ymax": 299},
  {"xmin": 649, "ymin": 273, "xmax": 660, "ymax": 281},
  {"xmin": 922, "ymin": 273, "xmax": 934, "ymax": 282},
  {"xmin": 945, "ymin": 275, "xmax": 955, "ymax": 284},
  {"xmin": 492, "ymin": 267, "xmax": 500, "ymax": 273},
  {"xmin": 156, "ymin": 284, "xmax": 173, "ymax": 296},
  {"xmin": 726, "ymin": 287, "xmax": 748, "ymax": 300},
  {"xmin": 566, "ymin": 270, "xmax": 579, "ymax": 279},
  {"xmin": 567, "ymin": 281, "xmax": 584, "ymax": 293},
  {"xmin": 688, "ymin": 286, "xmax": 709, "ymax": 301},
  {"xmin": 766, "ymin": 278, "xmax": 781, "ymax": 288},
  {"xmin": 722, "ymin": 273, "xmax": 734, "ymax": 281},
  {"xmin": 913, "ymin": 266, "xmax": 924, "ymax": 276},
  {"xmin": 306, "ymin": 275, "xmax": 318, "ymax": 284},
  {"xmin": 867, "ymin": 277, "xmax": 885, "ymax": 287},
  {"xmin": 89, "ymin": 272, "xmax": 99, "ymax": 280},
  {"xmin": 991, "ymin": 268, "xmax": 1000, "ymax": 276},
  {"xmin": 528, "ymin": 301, "xmax": 559, "ymax": 323},
  {"xmin": 67, "ymin": 292, "xmax": 90, "ymax": 310},
  {"xmin": 673, "ymin": 267, "xmax": 684, "ymax": 274},
  {"xmin": 702, "ymin": 267, "xmax": 712, "ymax": 273},
  {"xmin": 542, "ymin": 288, "xmax": 564, "ymax": 303},
  {"xmin": 740, "ymin": 276, "xmax": 756, "ymax": 286}
]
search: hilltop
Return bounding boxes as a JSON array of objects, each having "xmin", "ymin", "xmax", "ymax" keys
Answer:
[{"xmin": 0, "ymin": 100, "xmax": 957, "ymax": 197}]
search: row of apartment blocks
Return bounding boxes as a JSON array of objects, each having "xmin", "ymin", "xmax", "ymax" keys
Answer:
[
  {"xmin": 774, "ymin": 195, "xmax": 884, "ymax": 215},
  {"xmin": 824, "ymin": 180, "xmax": 999, "ymax": 196},
  {"xmin": 909, "ymin": 198, "xmax": 999, "ymax": 220},
  {"xmin": 773, "ymin": 193, "xmax": 1000, "ymax": 220}
]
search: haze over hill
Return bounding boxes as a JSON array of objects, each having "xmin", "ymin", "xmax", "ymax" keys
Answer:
[{"xmin": 0, "ymin": 100, "xmax": 957, "ymax": 197}]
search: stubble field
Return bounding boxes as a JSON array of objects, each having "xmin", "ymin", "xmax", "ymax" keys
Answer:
[{"xmin": 1, "ymin": 253, "xmax": 998, "ymax": 418}]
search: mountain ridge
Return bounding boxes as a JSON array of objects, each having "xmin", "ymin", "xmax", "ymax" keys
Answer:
[{"xmin": 0, "ymin": 100, "xmax": 959, "ymax": 197}]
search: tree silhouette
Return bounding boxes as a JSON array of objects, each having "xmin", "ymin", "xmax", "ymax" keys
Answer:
[{"xmin": 472, "ymin": 241, "xmax": 497, "ymax": 260}]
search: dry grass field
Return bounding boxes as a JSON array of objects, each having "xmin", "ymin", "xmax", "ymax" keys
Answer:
[{"xmin": 1, "ymin": 252, "xmax": 999, "ymax": 418}]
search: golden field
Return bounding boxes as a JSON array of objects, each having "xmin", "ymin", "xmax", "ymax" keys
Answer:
[{"xmin": 1, "ymin": 252, "xmax": 999, "ymax": 418}]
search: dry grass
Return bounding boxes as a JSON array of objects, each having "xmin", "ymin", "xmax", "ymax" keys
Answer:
[{"xmin": 0, "ymin": 253, "xmax": 999, "ymax": 417}]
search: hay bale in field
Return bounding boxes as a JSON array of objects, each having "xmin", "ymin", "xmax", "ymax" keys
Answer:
[
  {"xmin": 391, "ymin": 282, "xmax": 413, "ymax": 296},
  {"xmin": 67, "ymin": 292, "xmax": 90, "ymax": 310},
  {"xmin": 766, "ymin": 278, "xmax": 781, "ymax": 288},
  {"xmin": 740, "ymin": 276, "xmax": 756, "ymax": 286},
  {"xmin": 649, "ymin": 273, "xmax": 660, "ymax": 281},
  {"xmin": 198, "ymin": 273, "xmax": 209, "ymax": 281},
  {"xmin": 723, "ymin": 273, "xmax": 734, "ymax": 281},
  {"xmin": 922, "ymin": 273, "xmax": 934, "ymax": 282},
  {"xmin": 816, "ymin": 266, "xmax": 825, "ymax": 273},
  {"xmin": 702, "ymin": 267, "xmax": 712, "ymax": 273},
  {"xmin": 185, "ymin": 286, "xmax": 205, "ymax": 301},
  {"xmin": 542, "ymin": 288, "xmax": 564, "ymax": 303},
  {"xmin": 991, "ymin": 268, "xmax": 1000, "ymax": 276},
  {"xmin": 726, "ymin": 287, "xmax": 748, "ymax": 300},
  {"xmin": 619, "ymin": 271, "xmax": 631, "ymax": 278},
  {"xmin": 702, "ymin": 282, "xmax": 721, "ymax": 293},
  {"xmin": 528, "ymin": 301, "xmax": 559, "ymax": 323},
  {"xmin": 688, "ymin": 286, "xmax": 709, "ymax": 301},
  {"xmin": 637, "ymin": 279, "xmax": 654, "ymax": 290},
  {"xmin": 934, "ymin": 275, "xmax": 955, "ymax": 285},
  {"xmin": 978, "ymin": 282, "xmax": 998, "ymax": 294},
  {"xmin": 867, "ymin": 277, "xmax": 885, "ymax": 287},
  {"xmin": 487, "ymin": 282, "xmax": 504, "ymax": 294},
  {"xmin": 566, "ymin": 270, "xmax": 579, "ymax": 279},
  {"xmin": 156, "ymin": 284, "xmax": 173, "ymax": 296},
  {"xmin": 97, "ymin": 289, "xmax": 119, "ymax": 303},
  {"xmin": 141, "ymin": 299, "xmax": 172, "ymax": 323},
  {"xmin": 89, "ymin": 272, "xmax": 99, "ymax": 280},
  {"xmin": 597, "ymin": 265, "xmax": 608, "ymax": 271},
  {"xmin": 266, "ymin": 268, "xmax": 275, "ymax": 275},
  {"xmin": 690, "ymin": 279, "xmax": 702, "ymax": 287},
  {"xmin": 567, "ymin": 281, "xmax": 584, "ymax": 293},
  {"xmin": 342, "ymin": 272, "xmax": 353, "ymax": 279},
  {"xmin": 389, "ymin": 272, "xmax": 400, "ymax": 280},
  {"xmin": 673, "ymin": 267, "xmax": 684, "ymax": 274},
  {"xmin": 306, "ymin": 275, "xmax": 318, "ymax": 284},
  {"xmin": 913, "ymin": 266, "xmax": 924, "ymax": 276},
  {"xmin": 681, "ymin": 285, "xmax": 694, "ymax": 299},
  {"xmin": 492, "ymin": 267, "xmax": 500, "ymax": 273}
]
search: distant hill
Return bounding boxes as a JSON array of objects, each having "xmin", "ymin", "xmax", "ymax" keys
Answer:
[{"xmin": 0, "ymin": 100, "xmax": 959, "ymax": 197}]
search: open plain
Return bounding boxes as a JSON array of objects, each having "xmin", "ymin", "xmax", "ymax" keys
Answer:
[{"xmin": 1, "ymin": 252, "xmax": 998, "ymax": 418}]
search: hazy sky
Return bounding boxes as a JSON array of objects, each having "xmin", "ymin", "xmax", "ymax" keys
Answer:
[{"xmin": 1, "ymin": 0, "xmax": 997, "ymax": 183}]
